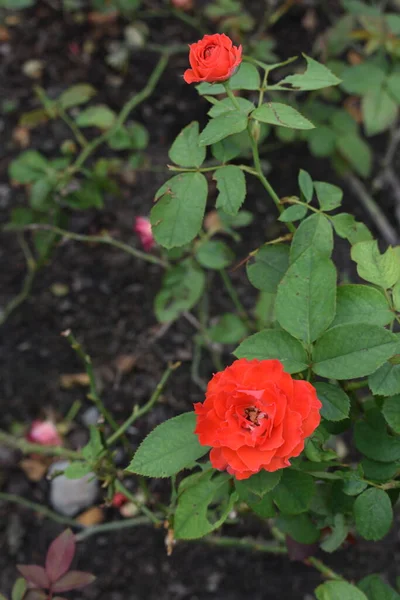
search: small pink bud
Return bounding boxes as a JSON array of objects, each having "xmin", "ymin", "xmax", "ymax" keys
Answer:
[
  {"xmin": 134, "ymin": 217, "xmax": 154, "ymax": 252},
  {"xmin": 171, "ymin": 0, "xmax": 193, "ymax": 10},
  {"xmin": 111, "ymin": 492, "xmax": 128, "ymax": 508},
  {"xmin": 27, "ymin": 420, "xmax": 62, "ymax": 447},
  {"xmin": 68, "ymin": 42, "xmax": 80, "ymax": 56}
]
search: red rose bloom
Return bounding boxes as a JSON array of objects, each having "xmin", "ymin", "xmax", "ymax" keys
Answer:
[
  {"xmin": 194, "ymin": 359, "xmax": 322, "ymax": 480},
  {"xmin": 183, "ymin": 33, "xmax": 242, "ymax": 84}
]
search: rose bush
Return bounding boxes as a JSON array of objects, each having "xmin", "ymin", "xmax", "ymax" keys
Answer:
[
  {"xmin": 183, "ymin": 33, "xmax": 242, "ymax": 84},
  {"xmin": 194, "ymin": 359, "xmax": 322, "ymax": 479}
]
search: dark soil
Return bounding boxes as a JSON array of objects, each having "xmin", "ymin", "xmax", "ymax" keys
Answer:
[{"xmin": 0, "ymin": 1, "xmax": 399, "ymax": 598}]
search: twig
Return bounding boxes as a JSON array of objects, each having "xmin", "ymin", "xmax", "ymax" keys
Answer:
[
  {"xmin": 306, "ymin": 557, "xmax": 344, "ymax": 581},
  {"xmin": 0, "ymin": 492, "xmax": 82, "ymax": 528},
  {"xmin": 200, "ymin": 535, "xmax": 287, "ymax": 554},
  {"xmin": 0, "ymin": 234, "xmax": 36, "ymax": 326},
  {"xmin": 61, "ymin": 330, "xmax": 123, "ymax": 442},
  {"xmin": 106, "ymin": 362, "xmax": 181, "ymax": 446},
  {"xmin": 0, "ymin": 430, "xmax": 82, "ymax": 460},
  {"xmin": 345, "ymin": 173, "xmax": 399, "ymax": 246},
  {"xmin": 115, "ymin": 480, "xmax": 162, "ymax": 525},
  {"xmin": 75, "ymin": 515, "xmax": 151, "ymax": 542},
  {"xmin": 5, "ymin": 224, "xmax": 167, "ymax": 268},
  {"xmin": 219, "ymin": 270, "xmax": 254, "ymax": 332}
]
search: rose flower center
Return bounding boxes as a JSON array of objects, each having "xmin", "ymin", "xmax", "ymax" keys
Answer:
[
  {"xmin": 204, "ymin": 45, "xmax": 216, "ymax": 58},
  {"xmin": 243, "ymin": 406, "xmax": 266, "ymax": 428}
]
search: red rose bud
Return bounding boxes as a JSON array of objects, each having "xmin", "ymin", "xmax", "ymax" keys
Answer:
[
  {"xmin": 171, "ymin": 0, "xmax": 193, "ymax": 10},
  {"xmin": 111, "ymin": 492, "xmax": 128, "ymax": 508},
  {"xmin": 194, "ymin": 359, "xmax": 322, "ymax": 480},
  {"xmin": 183, "ymin": 33, "xmax": 242, "ymax": 84},
  {"xmin": 134, "ymin": 217, "xmax": 154, "ymax": 252},
  {"xmin": 27, "ymin": 420, "xmax": 62, "ymax": 447}
]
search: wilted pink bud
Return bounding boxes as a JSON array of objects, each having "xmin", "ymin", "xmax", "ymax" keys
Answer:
[
  {"xmin": 171, "ymin": 0, "xmax": 193, "ymax": 10},
  {"xmin": 27, "ymin": 420, "xmax": 62, "ymax": 446},
  {"xmin": 111, "ymin": 492, "xmax": 128, "ymax": 508},
  {"xmin": 134, "ymin": 217, "xmax": 154, "ymax": 252}
]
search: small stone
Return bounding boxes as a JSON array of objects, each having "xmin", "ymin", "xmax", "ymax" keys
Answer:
[
  {"xmin": 22, "ymin": 59, "xmax": 44, "ymax": 79},
  {"xmin": 48, "ymin": 460, "xmax": 98, "ymax": 516}
]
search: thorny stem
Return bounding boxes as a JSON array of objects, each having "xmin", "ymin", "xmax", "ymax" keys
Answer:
[
  {"xmin": 62, "ymin": 329, "xmax": 123, "ymax": 441},
  {"xmin": 306, "ymin": 557, "xmax": 344, "ymax": 581},
  {"xmin": 219, "ymin": 269, "xmax": 254, "ymax": 331},
  {"xmin": 0, "ymin": 234, "xmax": 36, "ymax": 326},
  {"xmin": 200, "ymin": 535, "xmax": 287, "ymax": 554},
  {"xmin": 75, "ymin": 515, "xmax": 152, "ymax": 542},
  {"xmin": 106, "ymin": 362, "xmax": 181, "ymax": 446},
  {"xmin": 0, "ymin": 429, "xmax": 82, "ymax": 460},
  {"xmin": 0, "ymin": 492, "xmax": 82, "ymax": 528},
  {"xmin": 223, "ymin": 81, "xmax": 241, "ymax": 110},
  {"xmin": 7, "ymin": 224, "xmax": 167, "ymax": 267},
  {"xmin": 115, "ymin": 480, "xmax": 162, "ymax": 526}
]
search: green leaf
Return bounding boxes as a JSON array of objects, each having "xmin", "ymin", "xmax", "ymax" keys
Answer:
[
  {"xmin": 0, "ymin": 0, "xmax": 34, "ymax": 7},
  {"xmin": 208, "ymin": 313, "xmax": 247, "ymax": 344},
  {"xmin": 275, "ymin": 250, "xmax": 337, "ymax": 344},
  {"xmin": 298, "ymin": 169, "xmax": 313, "ymax": 203},
  {"xmin": 320, "ymin": 513, "xmax": 349, "ymax": 553},
  {"xmin": 316, "ymin": 581, "xmax": 368, "ymax": 600},
  {"xmin": 369, "ymin": 363, "xmax": 400, "ymax": 397},
  {"xmin": 199, "ymin": 111, "xmax": 248, "ymax": 146},
  {"xmin": 362, "ymin": 88, "xmax": 398, "ymax": 136},
  {"xmin": 195, "ymin": 240, "xmax": 234, "ymax": 270},
  {"xmin": 386, "ymin": 72, "xmax": 400, "ymax": 103},
  {"xmin": 151, "ymin": 173, "xmax": 208, "ymax": 248},
  {"xmin": 214, "ymin": 165, "xmax": 246, "ymax": 216},
  {"xmin": 332, "ymin": 285, "xmax": 394, "ymax": 327},
  {"xmin": 312, "ymin": 324, "xmax": 399, "ymax": 379},
  {"xmin": 82, "ymin": 425, "xmax": 103, "ymax": 461},
  {"xmin": 12, "ymin": 578, "xmax": 27, "ymax": 600},
  {"xmin": 351, "ymin": 241, "xmax": 400, "ymax": 289},
  {"xmin": 340, "ymin": 63, "xmax": 386, "ymax": 95},
  {"xmin": 331, "ymin": 213, "xmax": 373, "ymax": 244},
  {"xmin": 154, "ymin": 260, "xmax": 205, "ymax": 322},
  {"xmin": 382, "ymin": 395, "xmax": 400, "ymax": 433},
  {"xmin": 358, "ymin": 574, "xmax": 400, "ymax": 600},
  {"xmin": 9, "ymin": 150, "xmax": 49, "ymax": 184},
  {"xmin": 168, "ymin": 122, "xmax": 206, "ymax": 168},
  {"xmin": 235, "ymin": 470, "xmax": 282, "ymax": 502},
  {"xmin": 393, "ymin": 281, "xmax": 400, "ymax": 311},
  {"xmin": 208, "ymin": 97, "xmax": 255, "ymax": 118},
  {"xmin": 354, "ymin": 488, "xmax": 393, "ymax": 541},
  {"xmin": 361, "ymin": 457, "xmax": 400, "ymax": 483},
  {"xmin": 108, "ymin": 122, "xmax": 149, "ymax": 151},
  {"xmin": 278, "ymin": 204, "xmax": 308, "ymax": 222},
  {"xmin": 58, "ymin": 84, "xmax": 96, "ymax": 109},
  {"xmin": 246, "ymin": 244, "xmax": 290, "ymax": 293},
  {"xmin": 277, "ymin": 513, "xmax": 320, "ymax": 544},
  {"xmin": 314, "ymin": 182, "xmax": 343, "ymax": 211},
  {"xmin": 63, "ymin": 461, "xmax": 93, "ymax": 479},
  {"xmin": 336, "ymin": 133, "xmax": 372, "ymax": 178},
  {"xmin": 354, "ymin": 411, "xmax": 400, "ymax": 463},
  {"xmin": 247, "ymin": 491, "xmax": 277, "ymax": 518},
  {"xmin": 127, "ymin": 412, "xmax": 209, "ymax": 478},
  {"xmin": 234, "ymin": 329, "xmax": 309, "ymax": 374},
  {"xmin": 75, "ymin": 105, "xmax": 116, "ymax": 128},
  {"xmin": 290, "ymin": 214, "xmax": 333, "ymax": 263},
  {"xmin": 314, "ymin": 382, "xmax": 350, "ymax": 422},
  {"xmin": 174, "ymin": 471, "xmax": 237, "ymax": 539},
  {"xmin": 29, "ymin": 178, "xmax": 53, "ymax": 211},
  {"xmin": 272, "ymin": 470, "xmax": 315, "ymax": 515},
  {"xmin": 65, "ymin": 181, "xmax": 103, "ymax": 210},
  {"xmin": 252, "ymin": 102, "xmax": 314, "ymax": 130},
  {"xmin": 277, "ymin": 55, "xmax": 341, "ymax": 91},
  {"xmin": 196, "ymin": 62, "xmax": 260, "ymax": 95},
  {"xmin": 308, "ymin": 126, "xmax": 337, "ymax": 158}
]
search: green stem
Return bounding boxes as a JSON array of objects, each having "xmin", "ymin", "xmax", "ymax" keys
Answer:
[
  {"xmin": 168, "ymin": 164, "xmax": 258, "ymax": 177},
  {"xmin": 201, "ymin": 535, "xmax": 287, "ymax": 554},
  {"xmin": 70, "ymin": 53, "xmax": 170, "ymax": 175},
  {"xmin": 219, "ymin": 269, "xmax": 253, "ymax": 331},
  {"xmin": 75, "ymin": 515, "xmax": 152, "ymax": 542},
  {"xmin": 106, "ymin": 362, "xmax": 181, "ymax": 446},
  {"xmin": 307, "ymin": 557, "xmax": 344, "ymax": 581},
  {"xmin": 0, "ymin": 234, "xmax": 36, "ymax": 326},
  {"xmin": 344, "ymin": 380, "xmax": 369, "ymax": 392},
  {"xmin": 58, "ymin": 107, "xmax": 88, "ymax": 148},
  {"xmin": 62, "ymin": 330, "xmax": 123, "ymax": 440},
  {"xmin": 0, "ymin": 429, "xmax": 82, "ymax": 460},
  {"xmin": 8, "ymin": 224, "xmax": 166, "ymax": 267},
  {"xmin": 247, "ymin": 125, "xmax": 296, "ymax": 234},
  {"xmin": 223, "ymin": 80, "xmax": 241, "ymax": 110},
  {"xmin": 0, "ymin": 492, "xmax": 82, "ymax": 528},
  {"xmin": 115, "ymin": 480, "xmax": 162, "ymax": 525}
]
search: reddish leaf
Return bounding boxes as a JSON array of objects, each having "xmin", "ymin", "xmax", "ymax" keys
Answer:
[
  {"xmin": 24, "ymin": 591, "xmax": 47, "ymax": 600},
  {"xmin": 45, "ymin": 529, "xmax": 75, "ymax": 582},
  {"xmin": 53, "ymin": 571, "xmax": 96, "ymax": 593},
  {"xmin": 285, "ymin": 536, "xmax": 318, "ymax": 561},
  {"xmin": 17, "ymin": 565, "xmax": 49, "ymax": 588},
  {"xmin": 53, "ymin": 597, "xmax": 69, "ymax": 600}
]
